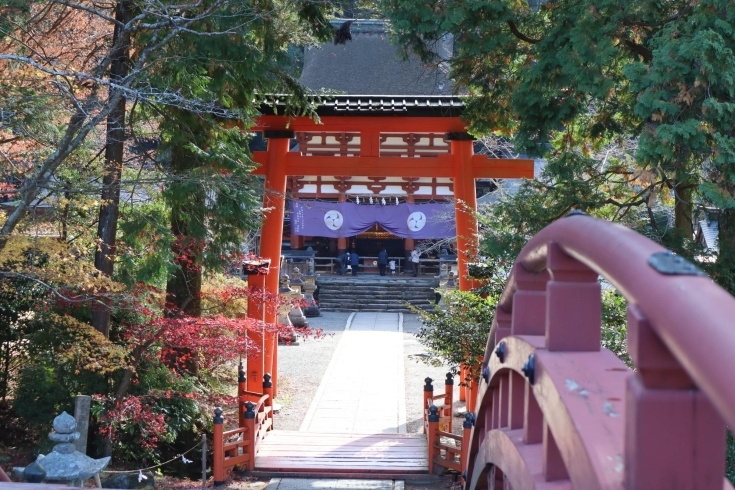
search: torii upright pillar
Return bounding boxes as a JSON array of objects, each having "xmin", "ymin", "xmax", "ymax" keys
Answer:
[
  {"xmin": 247, "ymin": 133, "xmax": 290, "ymax": 396},
  {"xmin": 451, "ymin": 137, "xmax": 479, "ymax": 291}
]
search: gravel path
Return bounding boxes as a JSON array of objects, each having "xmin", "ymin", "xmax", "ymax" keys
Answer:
[
  {"xmin": 274, "ymin": 312, "xmax": 352, "ymax": 431},
  {"xmin": 275, "ymin": 312, "xmax": 459, "ymax": 434}
]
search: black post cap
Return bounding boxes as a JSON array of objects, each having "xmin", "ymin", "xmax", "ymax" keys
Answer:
[
  {"xmin": 263, "ymin": 130, "xmax": 295, "ymax": 139},
  {"xmin": 263, "ymin": 373, "xmax": 272, "ymax": 388},
  {"xmin": 495, "ymin": 341, "xmax": 506, "ymax": 363},
  {"xmin": 482, "ymin": 366, "xmax": 490, "ymax": 383},
  {"xmin": 428, "ymin": 405, "xmax": 440, "ymax": 423},
  {"xmin": 213, "ymin": 407, "xmax": 224, "ymax": 424},
  {"xmin": 424, "ymin": 377, "xmax": 434, "ymax": 392},
  {"xmin": 238, "ymin": 367, "xmax": 246, "ymax": 383},
  {"xmin": 522, "ymin": 353, "xmax": 536, "ymax": 385},
  {"xmin": 463, "ymin": 412, "xmax": 475, "ymax": 429},
  {"xmin": 446, "ymin": 132, "xmax": 476, "ymax": 141},
  {"xmin": 244, "ymin": 401, "xmax": 256, "ymax": 419},
  {"xmin": 445, "ymin": 373, "xmax": 454, "ymax": 386}
]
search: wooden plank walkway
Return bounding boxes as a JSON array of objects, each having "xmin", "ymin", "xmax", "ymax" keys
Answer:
[
  {"xmin": 254, "ymin": 430, "xmax": 429, "ymax": 478},
  {"xmin": 253, "ymin": 313, "xmax": 429, "ymax": 479}
]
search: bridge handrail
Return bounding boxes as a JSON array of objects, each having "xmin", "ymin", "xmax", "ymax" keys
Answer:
[{"xmin": 485, "ymin": 213, "xmax": 735, "ymax": 435}]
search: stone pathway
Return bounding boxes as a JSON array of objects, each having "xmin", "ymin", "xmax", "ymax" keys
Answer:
[{"xmin": 299, "ymin": 312, "xmax": 407, "ymax": 434}]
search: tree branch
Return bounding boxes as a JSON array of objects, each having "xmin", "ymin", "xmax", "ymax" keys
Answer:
[{"xmin": 507, "ymin": 20, "xmax": 540, "ymax": 44}]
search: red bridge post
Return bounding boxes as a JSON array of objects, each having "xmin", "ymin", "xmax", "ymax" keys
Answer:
[
  {"xmin": 625, "ymin": 304, "xmax": 725, "ymax": 488},
  {"xmin": 213, "ymin": 408, "xmax": 224, "ymax": 486}
]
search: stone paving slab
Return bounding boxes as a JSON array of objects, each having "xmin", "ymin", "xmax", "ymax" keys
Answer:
[
  {"xmin": 299, "ymin": 312, "xmax": 406, "ymax": 434},
  {"xmin": 266, "ymin": 478, "xmax": 405, "ymax": 490}
]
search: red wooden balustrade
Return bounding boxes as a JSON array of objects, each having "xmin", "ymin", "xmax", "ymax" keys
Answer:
[
  {"xmin": 462, "ymin": 214, "xmax": 735, "ymax": 489},
  {"xmin": 423, "ymin": 375, "xmax": 474, "ymax": 476},
  {"xmin": 213, "ymin": 371, "xmax": 274, "ymax": 485}
]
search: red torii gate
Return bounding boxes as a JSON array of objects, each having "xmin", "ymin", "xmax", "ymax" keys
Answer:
[{"xmin": 244, "ymin": 98, "xmax": 534, "ymax": 395}]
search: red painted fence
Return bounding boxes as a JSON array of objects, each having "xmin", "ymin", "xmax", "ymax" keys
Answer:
[
  {"xmin": 463, "ymin": 214, "xmax": 735, "ymax": 490},
  {"xmin": 212, "ymin": 370, "xmax": 274, "ymax": 485}
]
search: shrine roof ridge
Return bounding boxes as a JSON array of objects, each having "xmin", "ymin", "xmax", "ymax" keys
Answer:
[{"xmin": 259, "ymin": 94, "xmax": 464, "ymax": 117}]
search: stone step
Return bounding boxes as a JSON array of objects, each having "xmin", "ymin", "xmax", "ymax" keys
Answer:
[
  {"xmin": 318, "ymin": 298, "xmax": 433, "ymax": 305},
  {"xmin": 316, "ymin": 282, "xmax": 438, "ymax": 288},
  {"xmin": 319, "ymin": 307, "xmax": 433, "ymax": 313},
  {"xmin": 317, "ymin": 288, "xmax": 434, "ymax": 295},
  {"xmin": 316, "ymin": 283, "xmax": 437, "ymax": 289},
  {"xmin": 318, "ymin": 303, "xmax": 434, "ymax": 310},
  {"xmin": 313, "ymin": 277, "xmax": 439, "ymax": 313},
  {"xmin": 317, "ymin": 293, "xmax": 434, "ymax": 300}
]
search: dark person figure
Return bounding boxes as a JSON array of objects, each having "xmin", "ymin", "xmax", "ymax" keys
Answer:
[
  {"xmin": 337, "ymin": 251, "xmax": 347, "ymax": 275},
  {"xmin": 350, "ymin": 250, "xmax": 360, "ymax": 276},
  {"xmin": 378, "ymin": 248, "xmax": 388, "ymax": 276}
]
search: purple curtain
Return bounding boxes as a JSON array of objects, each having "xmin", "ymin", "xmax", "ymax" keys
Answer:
[{"xmin": 290, "ymin": 201, "xmax": 456, "ymax": 239}]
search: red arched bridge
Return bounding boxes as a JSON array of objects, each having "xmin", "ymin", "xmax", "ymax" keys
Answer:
[
  {"xmin": 208, "ymin": 214, "xmax": 735, "ymax": 489},
  {"xmin": 461, "ymin": 213, "xmax": 735, "ymax": 490}
]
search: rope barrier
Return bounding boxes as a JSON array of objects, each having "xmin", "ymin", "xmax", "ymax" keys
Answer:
[{"xmin": 100, "ymin": 439, "xmax": 203, "ymax": 475}]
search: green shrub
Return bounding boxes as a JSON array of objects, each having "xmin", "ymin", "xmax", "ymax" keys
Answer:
[
  {"xmin": 12, "ymin": 365, "xmax": 73, "ymax": 428},
  {"xmin": 413, "ymin": 290, "xmax": 498, "ymax": 380}
]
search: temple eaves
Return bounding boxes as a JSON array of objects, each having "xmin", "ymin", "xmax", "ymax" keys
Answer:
[{"xmin": 259, "ymin": 94, "xmax": 465, "ymax": 118}]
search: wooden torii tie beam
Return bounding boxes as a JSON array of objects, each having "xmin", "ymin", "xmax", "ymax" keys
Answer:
[{"xmin": 245, "ymin": 113, "xmax": 534, "ymax": 396}]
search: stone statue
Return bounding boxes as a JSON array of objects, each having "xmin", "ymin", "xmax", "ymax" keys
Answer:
[
  {"xmin": 287, "ymin": 268, "xmax": 308, "ymax": 328},
  {"xmin": 445, "ymin": 270, "xmax": 457, "ymax": 288}
]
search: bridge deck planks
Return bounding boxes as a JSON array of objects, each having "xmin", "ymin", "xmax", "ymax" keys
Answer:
[{"xmin": 254, "ymin": 430, "xmax": 429, "ymax": 475}]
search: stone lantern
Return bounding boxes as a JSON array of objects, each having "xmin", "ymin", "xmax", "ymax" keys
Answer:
[{"xmin": 14, "ymin": 412, "xmax": 110, "ymax": 485}]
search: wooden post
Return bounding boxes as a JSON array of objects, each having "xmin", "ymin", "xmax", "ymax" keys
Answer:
[
  {"xmin": 545, "ymin": 243, "xmax": 600, "ymax": 351},
  {"xmin": 461, "ymin": 412, "xmax": 474, "ymax": 476},
  {"xmin": 427, "ymin": 405, "xmax": 440, "ymax": 475},
  {"xmin": 423, "ymin": 377, "xmax": 434, "ymax": 429},
  {"xmin": 260, "ymin": 134, "xmax": 290, "ymax": 397},
  {"xmin": 201, "ymin": 433, "xmax": 207, "ymax": 488},
  {"xmin": 624, "ymin": 305, "xmax": 725, "ymax": 489},
  {"xmin": 244, "ymin": 401, "xmax": 256, "ymax": 471},
  {"xmin": 246, "ymin": 273, "xmax": 265, "ymax": 394},
  {"xmin": 444, "ymin": 373, "xmax": 454, "ymax": 433},
  {"xmin": 238, "ymin": 365, "xmax": 247, "ymax": 429},
  {"xmin": 73, "ymin": 395, "xmax": 92, "ymax": 454},
  {"xmin": 450, "ymin": 137, "xmax": 478, "ymax": 291},
  {"xmin": 213, "ymin": 408, "xmax": 224, "ymax": 486},
  {"xmin": 459, "ymin": 364, "xmax": 467, "ymax": 402},
  {"xmin": 466, "ymin": 371, "xmax": 479, "ymax": 414},
  {"xmin": 263, "ymin": 373, "xmax": 274, "ymax": 429}
]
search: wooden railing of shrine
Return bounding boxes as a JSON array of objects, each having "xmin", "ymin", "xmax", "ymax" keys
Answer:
[
  {"xmin": 463, "ymin": 213, "xmax": 735, "ymax": 490},
  {"xmin": 423, "ymin": 374, "xmax": 473, "ymax": 476},
  {"xmin": 213, "ymin": 371, "xmax": 274, "ymax": 485}
]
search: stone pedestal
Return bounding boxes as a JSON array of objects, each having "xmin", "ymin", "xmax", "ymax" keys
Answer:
[
  {"xmin": 278, "ymin": 275, "xmax": 294, "ymax": 327},
  {"xmin": 302, "ymin": 270, "xmax": 321, "ymax": 318},
  {"xmin": 437, "ymin": 271, "xmax": 457, "ymax": 308},
  {"xmin": 287, "ymin": 268, "xmax": 309, "ymax": 328}
]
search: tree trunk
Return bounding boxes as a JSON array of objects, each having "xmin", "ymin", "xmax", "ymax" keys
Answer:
[
  {"xmin": 165, "ymin": 167, "xmax": 205, "ymax": 374},
  {"xmin": 92, "ymin": 0, "xmax": 132, "ymax": 337},
  {"xmin": 166, "ymin": 196, "xmax": 204, "ymax": 318},
  {"xmin": 673, "ymin": 181, "xmax": 693, "ymax": 239},
  {"xmin": 715, "ymin": 208, "xmax": 735, "ymax": 295}
]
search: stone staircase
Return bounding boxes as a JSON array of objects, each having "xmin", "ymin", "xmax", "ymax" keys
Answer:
[{"xmin": 315, "ymin": 276, "xmax": 439, "ymax": 312}]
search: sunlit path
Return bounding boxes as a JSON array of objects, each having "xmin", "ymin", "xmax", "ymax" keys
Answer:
[{"xmin": 299, "ymin": 312, "xmax": 407, "ymax": 434}]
